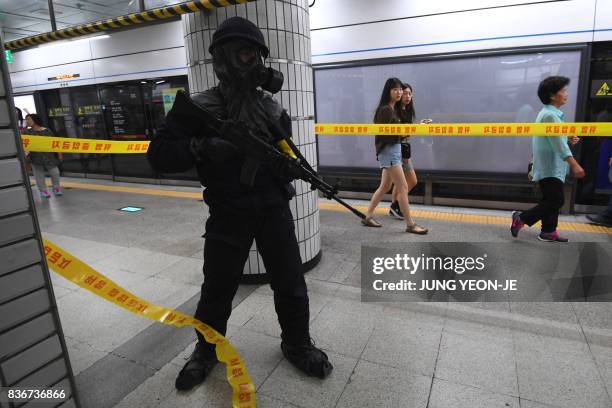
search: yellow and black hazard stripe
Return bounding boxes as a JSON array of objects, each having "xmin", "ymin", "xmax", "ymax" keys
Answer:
[{"xmin": 4, "ymin": 0, "xmax": 255, "ymax": 51}]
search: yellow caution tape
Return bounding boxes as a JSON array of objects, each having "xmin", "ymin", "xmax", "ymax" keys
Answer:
[
  {"xmin": 43, "ymin": 239, "xmax": 256, "ymax": 408},
  {"xmin": 314, "ymin": 122, "xmax": 612, "ymax": 137},
  {"xmin": 22, "ymin": 135, "xmax": 150, "ymax": 154},
  {"xmin": 21, "ymin": 122, "xmax": 611, "ymax": 154}
]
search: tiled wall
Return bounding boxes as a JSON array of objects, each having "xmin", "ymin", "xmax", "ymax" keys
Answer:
[
  {"xmin": 182, "ymin": 0, "xmax": 320, "ymax": 277},
  {"xmin": 0, "ymin": 42, "xmax": 79, "ymax": 406}
]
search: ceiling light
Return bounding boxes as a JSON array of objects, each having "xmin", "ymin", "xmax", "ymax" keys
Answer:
[
  {"xmin": 39, "ymin": 34, "xmax": 109, "ymax": 49},
  {"xmin": 86, "ymin": 35, "xmax": 109, "ymax": 42}
]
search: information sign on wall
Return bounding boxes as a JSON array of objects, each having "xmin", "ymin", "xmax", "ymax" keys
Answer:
[{"xmin": 162, "ymin": 87, "xmax": 185, "ymax": 114}]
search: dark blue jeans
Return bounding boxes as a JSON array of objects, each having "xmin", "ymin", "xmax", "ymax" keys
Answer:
[
  {"xmin": 603, "ymin": 196, "xmax": 612, "ymax": 219},
  {"xmin": 604, "ymin": 166, "xmax": 612, "ymax": 219}
]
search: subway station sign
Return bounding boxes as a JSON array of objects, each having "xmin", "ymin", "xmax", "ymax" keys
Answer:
[
  {"xmin": 48, "ymin": 73, "xmax": 80, "ymax": 81},
  {"xmin": 592, "ymin": 80, "xmax": 612, "ymax": 98}
]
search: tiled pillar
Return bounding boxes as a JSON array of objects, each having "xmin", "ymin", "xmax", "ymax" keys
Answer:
[{"xmin": 182, "ymin": 0, "xmax": 320, "ymax": 281}]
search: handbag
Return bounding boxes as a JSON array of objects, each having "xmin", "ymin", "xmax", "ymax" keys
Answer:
[{"xmin": 401, "ymin": 140, "xmax": 411, "ymax": 159}]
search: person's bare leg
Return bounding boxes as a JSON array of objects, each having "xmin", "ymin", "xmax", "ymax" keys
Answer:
[
  {"xmin": 405, "ymin": 169, "xmax": 417, "ymax": 192},
  {"xmin": 391, "ymin": 167, "xmax": 416, "ymax": 212},
  {"xmin": 387, "ymin": 166, "xmax": 413, "ymax": 224},
  {"xmin": 388, "ymin": 166, "xmax": 427, "ymax": 233},
  {"xmin": 391, "ymin": 184, "xmax": 398, "ymax": 203},
  {"xmin": 366, "ymin": 169, "xmax": 392, "ymax": 218}
]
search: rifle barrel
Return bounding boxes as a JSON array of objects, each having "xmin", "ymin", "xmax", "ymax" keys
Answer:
[{"xmin": 328, "ymin": 194, "xmax": 367, "ymax": 219}]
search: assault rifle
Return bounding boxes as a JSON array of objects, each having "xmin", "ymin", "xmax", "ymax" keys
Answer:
[{"xmin": 170, "ymin": 91, "xmax": 366, "ymax": 220}]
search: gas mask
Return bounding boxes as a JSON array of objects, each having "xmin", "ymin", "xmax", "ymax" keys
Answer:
[{"xmin": 213, "ymin": 39, "xmax": 284, "ymax": 94}]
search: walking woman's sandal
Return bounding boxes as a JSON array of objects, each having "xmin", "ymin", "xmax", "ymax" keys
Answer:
[
  {"xmin": 361, "ymin": 216, "xmax": 382, "ymax": 227},
  {"xmin": 405, "ymin": 223, "xmax": 428, "ymax": 235}
]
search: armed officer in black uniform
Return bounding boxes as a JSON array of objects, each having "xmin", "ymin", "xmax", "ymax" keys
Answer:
[{"xmin": 147, "ymin": 17, "xmax": 333, "ymax": 390}]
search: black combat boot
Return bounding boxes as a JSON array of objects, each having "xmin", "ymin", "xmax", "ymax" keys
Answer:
[
  {"xmin": 281, "ymin": 340, "xmax": 333, "ymax": 379},
  {"xmin": 175, "ymin": 342, "xmax": 218, "ymax": 391}
]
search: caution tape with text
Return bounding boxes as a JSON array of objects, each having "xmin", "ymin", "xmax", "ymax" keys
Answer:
[
  {"xmin": 21, "ymin": 123, "xmax": 611, "ymax": 153},
  {"xmin": 22, "ymin": 135, "xmax": 150, "ymax": 154},
  {"xmin": 314, "ymin": 122, "xmax": 612, "ymax": 137},
  {"xmin": 43, "ymin": 239, "xmax": 256, "ymax": 408}
]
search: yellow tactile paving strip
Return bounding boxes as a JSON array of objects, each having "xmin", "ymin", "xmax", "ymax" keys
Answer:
[
  {"xmin": 55, "ymin": 181, "xmax": 611, "ymax": 235},
  {"xmin": 60, "ymin": 181, "xmax": 203, "ymax": 199},
  {"xmin": 318, "ymin": 203, "xmax": 611, "ymax": 235}
]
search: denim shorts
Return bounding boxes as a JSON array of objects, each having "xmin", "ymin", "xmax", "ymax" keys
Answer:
[{"xmin": 377, "ymin": 143, "xmax": 402, "ymax": 169}]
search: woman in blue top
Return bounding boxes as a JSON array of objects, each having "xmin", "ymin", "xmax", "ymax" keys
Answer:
[{"xmin": 510, "ymin": 76, "xmax": 584, "ymax": 242}]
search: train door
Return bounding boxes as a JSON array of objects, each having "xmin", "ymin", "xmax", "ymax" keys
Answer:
[
  {"xmin": 99, "ymin": 82, "xmax": 153, "ymax": 180},
  {"xmin": 72, "ymin": 85, "xmax": 112, "ymax": 176},
  {"xmin": 140, "ymin": 76, "xmax": 197, "ymax": 182},
  {"xmin": 578, "ymin": 43, "xmax": 612, "ymax": 206}
]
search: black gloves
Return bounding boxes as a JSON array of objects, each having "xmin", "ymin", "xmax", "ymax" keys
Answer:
[
  {"xmin": 273, "ymin": 157, "xmax": 303, "ymax": 181},
  {"xmin": 190, "ymin": 136, "xmax": 239, "ymax": 163},
  {"xmin": 187, "ymin": 118, "xmax": 301, "ymax": 183}
]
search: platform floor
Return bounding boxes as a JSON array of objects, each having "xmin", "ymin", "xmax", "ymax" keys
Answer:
[{"xmin": 34, "ymin": 177, "xmax": 612, "ymax": 408}]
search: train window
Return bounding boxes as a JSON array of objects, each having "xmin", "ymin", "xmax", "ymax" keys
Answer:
[
  {"xmin": 315, "ymin": 50, "xmax": 581, "ymax": 175},
  {"xmin": 41, "ymin": 87, "xmax": 110, "ymax": 176},
  {"xmin": 72, "ymin": 86, "xmax": 112, "ymax": 175},
  {"xmin": 37, "ymin": 75, "xmax": 191, "ymax": 181}
]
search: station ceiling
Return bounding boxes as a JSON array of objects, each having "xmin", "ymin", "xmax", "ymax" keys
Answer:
[{"xmin": 0, "ymin": 0, "xmax": 181, "ymax": 42}]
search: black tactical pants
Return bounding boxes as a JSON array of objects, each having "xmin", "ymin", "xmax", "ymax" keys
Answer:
[
  {"xmin": 521, "ymin": 177, "xmax": 565, "ymax": 233},
  {"xmin": 194, "ymin": 202, "xmax": 309, "ymax": 356}
]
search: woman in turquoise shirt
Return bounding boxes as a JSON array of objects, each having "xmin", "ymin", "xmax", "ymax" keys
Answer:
[{"xmin": 511, "ymin": 76, "xmax": 585, "ymax": 242}]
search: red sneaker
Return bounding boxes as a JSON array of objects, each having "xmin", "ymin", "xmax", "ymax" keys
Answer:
[
  {"xmin": 538, "ymin": 231, "xmax": 569, "ymax": 243},
  {"xmin": 510, "ymin": 211, "xmax": 524, "ymax": 238}
]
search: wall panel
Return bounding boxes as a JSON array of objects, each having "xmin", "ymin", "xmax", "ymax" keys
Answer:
[
  {"xmin": 90, "ymin": 22, "xmax": 184, "ymax": 59},
  {"xmin": 33, "ymin": 61, "xmax": 97, "ymax": 90},
  {"xmin": 311, "ymin": 0, "xmax": 597, "ymax": 64},
  {"xmin": 8, "ymin": 21, "xmax": 187, "ymax": 93},
  {"xmin": 92, "ymin": 48, "xmax": 187, "ymax": 84},
  {"xmin": 594, "ymin": 0, "xmax": 612, "ymax": 42},
  {"xmin": 0, "ymin": 40, "xmax": 79, "ymax": 406},
  {"xmin": 309, "ymin": 0, "xmax": 568, "ymax": 30}
]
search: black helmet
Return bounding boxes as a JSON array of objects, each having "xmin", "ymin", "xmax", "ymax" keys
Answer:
[{"xmin": 209, "ymin": 17, "xmax": 269, "ymax": 58}]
